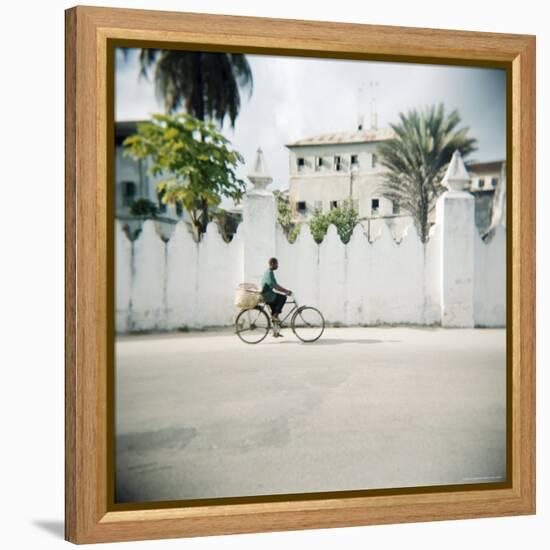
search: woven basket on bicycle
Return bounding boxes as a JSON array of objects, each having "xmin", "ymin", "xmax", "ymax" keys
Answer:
[{"xmin": 234, "ymin": 283, "xmax": 262, "ymax": 309}]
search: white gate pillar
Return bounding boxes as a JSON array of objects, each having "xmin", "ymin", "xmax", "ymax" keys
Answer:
[
  {"xmin": 242, "ymin": 147, "xmax": 277, "ymax": 283},
  {"xmin": 436, "ymin": 150, "xmax": 475, "ymax": 327}
]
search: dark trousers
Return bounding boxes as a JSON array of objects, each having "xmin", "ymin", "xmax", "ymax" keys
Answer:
[{"xmin": 268, "ymin": 293, "xmax": 287, "ymax": 316}]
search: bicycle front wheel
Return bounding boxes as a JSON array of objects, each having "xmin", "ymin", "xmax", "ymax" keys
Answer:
[
  {"xmin": 291, "ymin": 306, "xmax": 325, "ymax": 343},
  {"xmin": 235, "ymin": 307, "xmax": 271, "ymax": 344}
]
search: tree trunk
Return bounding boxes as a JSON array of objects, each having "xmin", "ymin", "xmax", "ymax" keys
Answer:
[
  {"xmin": 200, "ymin": 198, "xmax": 209, "ymax": 235},
  {"xmin": 195, "ymin": 53, "xmax": 206, "ymax": 122},
  {"xmin": 193, "ymin": 220, "xmax": 202, "ymax": 242},
  {"xmin": 188, "ymin": 210, "xmax": 202, "ymax": 242},
  {"xmin": 418, "ymin": 193, "xmax": 429, "ymax": 243}
]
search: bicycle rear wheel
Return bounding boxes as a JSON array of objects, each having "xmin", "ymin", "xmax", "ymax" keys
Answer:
[
  {"xmin": 235, "ymin": 307, "xmax": 271, "ymax": 344},
  {"xmin": 291, "ymin": 306, "xmax": 325, "ymax": 343}
]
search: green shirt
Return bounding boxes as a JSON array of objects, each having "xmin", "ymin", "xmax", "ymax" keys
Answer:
[{"xmin": 261, "ymin": 269, "xmax": 278, "ymax": 303}]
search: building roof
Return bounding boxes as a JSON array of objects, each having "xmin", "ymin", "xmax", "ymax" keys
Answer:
[
  {"xmin": 286, "ymin": 127, "xmax": 395, "ymax": 147},
  {"xmin": 466, "ymin": 160, "xmax": 505, "ymax": 174}
]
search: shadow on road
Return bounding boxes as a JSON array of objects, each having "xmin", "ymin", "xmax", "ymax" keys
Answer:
[{"xmin": 272, "ymin": 338, "xmax": 400, "ymax": 345}]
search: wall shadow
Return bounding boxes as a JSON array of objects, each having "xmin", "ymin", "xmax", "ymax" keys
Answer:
[{"xmin": 32, "ymin": 520, "xmax": 64, "ymax": 539}]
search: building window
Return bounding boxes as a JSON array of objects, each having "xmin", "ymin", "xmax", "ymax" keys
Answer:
[
  {"xmin": 176, "ymin": 202, "xmax": 183, "ymax": 217},
  {"xmin": 314, "ymin": 200, "xmax": 323, "ymax": 212},
  {"xmin": 392, "ymin": 201, "xmax": 400, "ymax": 215},
  {"xmin": 122, "ymin": 181, "xmax": 136, "ymax": 207},
  {"xmin": 372, "ymin": 153, "xmax": 378, "ymax": 168},
  {"xmin": 334, "ymin": 155, "xmax": 342, "ymax": 171},
  {"xmin": 490, "ymin": 177, "xmax": 498, "ymax": 188},
  {"xmin": 351, "ymin": 154, "xmax": 359, "ymax": 167},
  {"xmin": 297, "ymin": 201, "xmax": 307, "ymax": 214},
  {"xmin": 315, "ymin": 157, "xmax": 323, "ymax": 170},
  {"xmin": 477, "ymin": 178, "xmax": 484, "ymax": 189},
  {"xmin": 330, "ymin": 200, "xmax": 339, "ymax": 210},
  {"xmin": 297, "ymin": 157, "xmax": 305, "ymax": 171},
  {"xmin": 371, "ymin": 198, "xmax": 380, "ymax": 215},
  {"xmin": 157, "ymin": 189, "xmax": 167, "ymax": 213}
]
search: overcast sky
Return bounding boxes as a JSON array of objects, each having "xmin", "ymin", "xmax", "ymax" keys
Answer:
[{"xmin": 115, "ymin": 48, "xmax": 506, "ymax": 195}]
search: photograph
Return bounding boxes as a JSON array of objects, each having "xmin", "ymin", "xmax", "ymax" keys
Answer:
[{"xmin": 113, "ymin": 46, "xmax": 507, "ymax": 505}]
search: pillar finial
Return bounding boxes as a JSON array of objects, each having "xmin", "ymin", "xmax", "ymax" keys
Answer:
[
  {"xmin": 247, "ymin": 147, "xmax": 273, "ymax": 193},
  {"xmin": 442, "ymin": 150, "xmax": 470, "ymax": 192}
]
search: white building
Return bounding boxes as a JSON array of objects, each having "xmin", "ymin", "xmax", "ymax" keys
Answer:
[
  {"xmin": 285, "ymin": 126, "xmax": 414, "ymax": 240},
  {"xmin": 286, "ymin": 125, "xmax": 505, "ymax": 239},
  {"xmin": 115, "ymin": 121, "xmax": 188, "ymax": 239},
  {"xmin": 466, "ymin": 160, "xmax": 506, "ymax": 235}
]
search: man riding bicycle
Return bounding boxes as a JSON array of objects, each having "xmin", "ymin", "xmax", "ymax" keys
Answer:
[{"xmin": 260, "ymin": 257, "xmax": 292, "ymax": 338}]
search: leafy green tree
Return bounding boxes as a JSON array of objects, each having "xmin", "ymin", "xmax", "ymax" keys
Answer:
[
  {"xmin": 377, "ymin": 103, "xmax": 477, "ymax": 242},
  {"xmin": 309, "ymin": 201, "xmax": 359, "ymax": 244},
  {"xmin": 273, "ymin": 190, "xmax": 300, "ymax": 242},
  {"xmin": 123, "ymin": 113, "xmax": 246, "ymax": 240},
  {"xmin": 288, "ymin": 225, "xmax": 301, "ymax": 244},
  {"xmin": 309, "ymin": 209, "xmax": 331, "ymax": 244},
  {"xmin": 138, "ymin": 49, "xmax": 253, "ymax": 127},
  {"xmin": 328, "ymin": 201, "xmax": 359, "ymax": 243},
  {"xmin": 129, "ymin": 198, "xmax": 159, "ymax": 219}
]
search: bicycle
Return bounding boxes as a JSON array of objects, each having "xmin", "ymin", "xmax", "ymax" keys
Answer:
[{"xmin": 235, "ymin": 293, "xmax": 325, "ymax": 344}]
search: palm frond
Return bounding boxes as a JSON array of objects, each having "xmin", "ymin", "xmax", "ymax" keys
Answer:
[
  {"xmin": 139, "ymin": 49, "xmax": 253, "ymax": 127},
  {"xmin": 378, "ymin": 104, "xmax": 478, "ymax": 242}
]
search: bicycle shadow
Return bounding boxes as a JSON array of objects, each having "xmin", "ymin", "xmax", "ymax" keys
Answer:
[{"xmin": 269, "ymin": 338, "xmax": 400, "ymax": 345}]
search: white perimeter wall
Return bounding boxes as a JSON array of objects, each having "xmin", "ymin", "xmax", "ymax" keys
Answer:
[
  {"xmin": 115, "ymin": 191, "xmax": 506, "ymax": 332},
  {"xmin": 474, "ymin": 225, "xmax": 507, "ymax": 327}
]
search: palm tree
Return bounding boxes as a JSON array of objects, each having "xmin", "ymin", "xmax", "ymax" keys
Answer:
[
  {"xmin": 129, "ymin": 48, "xmax": 253, "ymax": 234},
  {"xmin": 138, "ymin": 49, "xmax": 253, "ymax": 127},
  {"xmin": 377, "ymin": 104, "xmax": 477, "ymax": 242}
]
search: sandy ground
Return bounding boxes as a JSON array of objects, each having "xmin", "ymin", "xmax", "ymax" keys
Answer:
[{"xmin": 115, "ymin": 326, "xmax": 506, "ymax": 503}]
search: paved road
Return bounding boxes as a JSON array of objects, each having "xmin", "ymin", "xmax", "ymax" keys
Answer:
[{"xmin": 115, "ymin": 327, "xmax": 506, "ymax": 503}]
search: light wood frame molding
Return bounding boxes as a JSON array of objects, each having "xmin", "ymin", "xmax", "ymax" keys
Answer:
[{"xmin": 65, "ymin": 5, "xmax": 536, "ymax": 544}]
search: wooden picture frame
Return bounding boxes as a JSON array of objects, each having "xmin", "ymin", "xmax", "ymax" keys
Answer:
[{"xmin": 65, "ymin": 5, "xmax": 536, "ymax": 544}]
